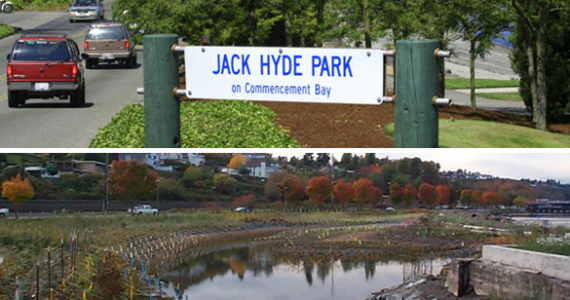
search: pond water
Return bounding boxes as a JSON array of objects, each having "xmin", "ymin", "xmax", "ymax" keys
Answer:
[{"xmin": 159, "ymin": 247, "xmax": 451, "ymax": 300}]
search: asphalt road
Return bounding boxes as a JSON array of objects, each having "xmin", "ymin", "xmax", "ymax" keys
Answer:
[{"xmin": 0, "ymin": 1, "xmax": 144, "ymax": 148}]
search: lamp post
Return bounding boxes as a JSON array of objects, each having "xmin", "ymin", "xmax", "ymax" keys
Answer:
[
  {"xmin": 156, "ymin": 178, "xmax": 160, "ymax": 211},
  {"xmin": 284, "ymin": 185, "xmax": 289, "ymax": 207}
]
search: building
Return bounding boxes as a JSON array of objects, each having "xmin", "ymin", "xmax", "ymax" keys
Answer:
[{"xmin": 118, "ymin": 153, "xmax": 206, "ymax": 172}]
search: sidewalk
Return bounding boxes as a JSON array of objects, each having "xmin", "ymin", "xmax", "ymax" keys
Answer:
[
  {"xmin": 446, "ymin": 88, "xmax": 528, "ymax": 115},
  {"xmin": 455, "ymin": 87, "xmax": 519, "ymax": 94}
]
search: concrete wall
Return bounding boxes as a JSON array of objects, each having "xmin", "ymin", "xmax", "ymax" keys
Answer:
[
  {"xmin": 482, "ymin": 245, "xmax": 570, "ymax": 281},
  {"xmin": 470, "ymin": 259, "xmax": 570, "ymax": 300}
]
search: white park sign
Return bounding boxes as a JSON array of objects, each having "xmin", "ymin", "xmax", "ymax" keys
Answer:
[{"xmin": 184, "ymin": 46, "xmax": 386, "ymax": 105}]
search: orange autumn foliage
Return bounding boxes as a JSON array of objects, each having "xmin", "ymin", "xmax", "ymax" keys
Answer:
[{"xmin": 2, "ymin": 174, "xmax": 34, "ymax": 205}]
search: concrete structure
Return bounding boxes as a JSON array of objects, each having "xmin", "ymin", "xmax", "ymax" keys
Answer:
[
  {"xmin": 482, "ymin": 245, "xmax": 570, "ymax": 281},
  {"xmin": 470, "ymin": 259, "xmax": 570, "ymax": 300},
  {"xmin": 446, "ymin": 245, "xmax": 570, "ymax": 300}
]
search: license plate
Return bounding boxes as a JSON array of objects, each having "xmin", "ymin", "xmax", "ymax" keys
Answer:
[
  {"xmin": 34, "ymin": 83, "xmax": 50, "ymax": 91},
  {"xmin": 101, "ymin": 53, "xmax": 114, "ymax": 60}
]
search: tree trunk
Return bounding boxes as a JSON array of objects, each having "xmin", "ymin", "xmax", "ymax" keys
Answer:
[
  {"xmin": 535, "ymin": 7, "xmax": 548, "ymax": 130},
  {"xmin": 248, "ymin": 0, "xmax": 257, "ymax": 46},
  {"xmin": 470, "ymin": 39, "xmax": 477, "ymax": 110},
  {"xmin": 524, "ymin": 27, "xmax": 538, "ymax": 123},
  {"xmin": 363, "ymin": 0, "xmax": 371, "ymax": 48},
  {"xmin": 282, "ymin": 0, "xmax": 293, "ymax": 47},
  {"xmin": 315, "ymin": 0, "xmax": 326, "ymax": 47}
]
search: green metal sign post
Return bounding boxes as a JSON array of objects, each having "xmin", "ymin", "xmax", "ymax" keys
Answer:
[
  {"xmin": 395, "ymin": 40, "xmax": 442, "ymax": 148},
  {"xmin": 143, "ymin": 34, "xmax": 181, "ymax": 148}
]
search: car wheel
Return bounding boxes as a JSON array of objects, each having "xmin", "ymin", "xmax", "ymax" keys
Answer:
[
  {"xmin": 126, "ymin": 56, "xmax": 134, "ymax": 69},
  {"xmin": 70, "ymin": 82, "xmax": 84, "ymax": 107},
  {"xmin": 7, "ymin": 91, "xmax": 21, "ymax": 108},
  {"xmin": 86, "ymin": 59, "xmax": 95, "ymax": 69},
  {"xmin": 80, "ymin": 83, "xmax": 86, "ymax": 105},
  {"xmin": 70, "ymin": 19, "xmax": 74, "ymax": 23}
]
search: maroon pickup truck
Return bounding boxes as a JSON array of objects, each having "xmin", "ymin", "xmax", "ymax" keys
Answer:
[{"xmin": 6, "ymin": 35, "xmax": 86, "ymax": 108}]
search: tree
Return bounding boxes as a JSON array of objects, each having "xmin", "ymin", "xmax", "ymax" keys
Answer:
[
  {"xmin": 108, "ymin": 161, "xmax": 157, "ymax": 206},
  {"xmin": 417, "ymin": 182, "xmax": 437, "ymax": 207},
  {"xmin": 449, "ymin": 0, "xmax": 511, "ymax": 109},
  {"xmin": 511, "ymin": 0, "xmax": 569, "ymax": 128},
  {"xmin": 305, "ymin": 176, "xmax": 332, "ymax": 206},
  {"xmin": 228, "ymin": 154, "xmax": 247, "ymax": 169},
  {"xmin": 420, "ymin": 161, "xmax": 440, "ymax": 186},
  {"xmin": 403, "ymin": 183, "xmax": 417, "ymax": 207},
  {"xmin": 265, "ymin": 170, "xmax": 292, "ymax": 200},
  {"xmin": 460, "ymin": 189, "xmax": 472, "ymax": 206},
  {"xmin": 2, "ymin": 174, "xmax": 34, "ymax": 217},
  {"xmin": 389, "ymin": 182, "xmax": 404, "ymax": 206},
  {"xmin": 513, "ymin": 195, "xmax": 529, "ymax": 208},
  {"xmin": 333, "ymin": 179, "xmax": 354, "ymax": 206},
  {"xmin": 482, "ymin": 190, "xmax": 503, "ymax": 206},
  {"xmin": 436, "ymin": 185, "xmax": 451, "ymax": 206},
  {"xmin": 352, "ymin": 177, "xmax": 381, "ymax": 206},
  {"xmin": 315, "ymin": 153, "xmax": 331, "ymax": 168},
  {"xmin": 213, "ymin": 174, "xmax": 237, "ymax": 195},
  {"xmin": 339, "ymin": 153, "xmax": 353, "ymax": 169},
  {"xmin": 180, "ymin": 166, "xmax": 206, "ymax": 188},
  {"xmin": 511, "ymin": 0, "xmax": 570, "ymax": 130},
  {"xmin": 278, "ymin": 175, "xmax": 305, "ymax": 203}
]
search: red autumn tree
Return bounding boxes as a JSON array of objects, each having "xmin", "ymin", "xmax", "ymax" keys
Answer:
[
  {"xmin": 471, "ymin": 190, "xmax": 483, "ymax": 206},
  {"xmin": 109, "ymin": 160, "xmax": 157, "ymax": 207},
  {"xmin": 305, "ymin": 176, "xmax": 332, "ymax": 206},
  {"xmin": 278, "ymin": 175, "xmax": 305, "ymax": 203},
  {"xmin": 417, "ymin": 182, "xmax": 437, "ymax": 207},
  {"xmin": 403, "ymin": 183, "xmax": 417, "ymax": 207},
  {"xmin": 482, "ymin": 190, "xmax": 503, "ymax": 206},
  {"xmin": 353, "ymin": 177, "xmax": 381, "ymax": 206},
  {"xmin": 389, "ymin": 182, "xmax": 404, "ymax": 206},
  {"xmin": 436, "ymin": 185, "xmax": 451, "ymax": 206},
  {"xmin": 2, "ymin": 174, "xmax": 34, "ymax": 217},
  {"xmin": 333, "ymin": 179, "xmax": 354, "ymax": 206}
]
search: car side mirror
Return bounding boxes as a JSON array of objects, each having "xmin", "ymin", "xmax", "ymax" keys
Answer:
[
  {"xmin": 6, "ymin": 54, "xmax": 10, "ymax": 60},
  {"xmin": 81, "ymin": 53, "xmax": 88, "ymax": 61}
]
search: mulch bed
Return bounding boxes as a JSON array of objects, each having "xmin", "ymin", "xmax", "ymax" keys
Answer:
[{"xmin": 255, "ymin": 101, "xmax": 570, "ymax": 148}]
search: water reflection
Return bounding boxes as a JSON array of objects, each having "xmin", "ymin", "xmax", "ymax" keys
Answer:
[{"xmin": 160, "ymin": 247, "xmax": 450, "ymax": 300}]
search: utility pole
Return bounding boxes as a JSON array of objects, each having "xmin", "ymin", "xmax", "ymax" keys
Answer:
[
  {"xmin": 156, "ymin": 178, "xmax": 160, "ymax": 210},
  {"xmin": 104, "ymin": 153, "xmax": 109, "ymax": 216},
  {"xmin": 330, "ymin": 153, "xmax": 334, "ymax": 209}
]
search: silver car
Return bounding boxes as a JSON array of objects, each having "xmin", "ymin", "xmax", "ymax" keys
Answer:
[{"xmin": 69, "ymin": 0, "xmax": 104, "ymax": 22}]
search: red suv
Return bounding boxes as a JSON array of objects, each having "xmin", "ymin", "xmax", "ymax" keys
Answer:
[{"xmin": 6, "ymin": 35, "xmax": 86, "ymax": 107}]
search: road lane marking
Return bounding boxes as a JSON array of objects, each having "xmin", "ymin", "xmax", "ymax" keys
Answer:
[{"xmin": 0, "ymin": 93, "xmax": 7, "ymax": 103}]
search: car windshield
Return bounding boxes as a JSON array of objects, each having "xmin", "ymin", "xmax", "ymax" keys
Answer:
[
  {"xmin": 12, "ymin": 40, "xmax": 71, "ymax": 61},
  {"xmin": 72, "ymin": 0, "xmax": 97, "ymax": 6},
  {"xmin": 86, "ymin": 26, "xmax": 125, "ymax": 40}
]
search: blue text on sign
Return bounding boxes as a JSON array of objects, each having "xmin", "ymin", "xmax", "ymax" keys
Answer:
[{"xmin": 212, "ymin": 54, "xmax": 252, "ymax": 75}]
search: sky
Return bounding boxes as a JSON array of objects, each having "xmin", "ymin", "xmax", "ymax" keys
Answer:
[{"xmin": 268, "ymin": 149, "xmax": 570, "ymax": 184}]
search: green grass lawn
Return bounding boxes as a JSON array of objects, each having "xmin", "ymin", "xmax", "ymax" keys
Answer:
[
  {"xmin": 446, "ymin": 78, "xmax": 520, "ymax": 89},
  {"xmin": 90, "ymin": 101, "xmax": 298, "ymax": 148},
  {"xmin": 476, "ymin": 92, "xmax": 523, "ymax": 101},
  {"xmin": 10, "ymin": 0, "xmax": 70, "ymax": 11},
  {"xmin": 0, "ymin": 24, "xmax": 15, "ymax": 39},
  {"xmin": 385, "ymin": 119, "xmax": 570, "ymax": 148}
]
